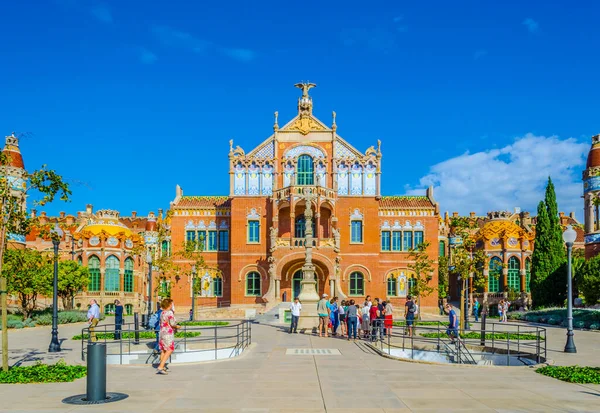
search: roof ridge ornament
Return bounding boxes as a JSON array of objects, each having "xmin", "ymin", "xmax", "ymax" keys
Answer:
[{"xmin": 294, "ymin": 81, "xmax": 316, "ymax": 116}]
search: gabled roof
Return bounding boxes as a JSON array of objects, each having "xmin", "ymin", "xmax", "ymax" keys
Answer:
[
  {"xmin": 379, "ymin": 196, "xmax": 435, "ymax": 209},
  {"xmin": 172, "ymin": 196, "xmax": 231, "ymax": 209}
]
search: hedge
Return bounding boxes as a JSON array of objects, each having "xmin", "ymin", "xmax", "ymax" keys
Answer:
[
  {"xmin": 0, "ymin": 361, "xmax": 86, "ymax": 384},
  {"xmin": 420, "ymin": 332, "xmax": 543, "ymax": 341},
  {"xmin": 508, "ymin": 308, "xmax": 600, "ymax": 330},
  {"xmin": 536, "ymin": 366, "xmax": 600, "ymax": 384},
  {"xmin": 71, "ymin": 331, "xmax": 201, "ymax": 340}
]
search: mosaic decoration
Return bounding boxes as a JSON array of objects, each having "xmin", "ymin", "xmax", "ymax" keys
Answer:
[
  {"xmin": 253, "ymin": 141, "xmax": 274, "ymax": 159},
  {"xmin": 247, "ymin": 208, "xmax": 260, "ymax": 219},
  {"xmin": 403, "ymin": 220, "xmax": 413, "ymax": 230},
  {"xmin": 248, "ymin": 163, "xmax": 260, "ymax": 195},
  {"xmin": 350, "ymin": 209, "xmax": 363, "ymax": 220},
  {"xmin": 7, "ymin": 176, "xmax": 25, "ymax": 192},
  {"xmin": 508, "ymin": 237, "xmax": 518, "ymax": 247},
  {"xmin": 89, "ymin": 236, "xmax": 100, "ymax": 246},
  {"xmin": 490, "ymin": 238, "xmax": 501, "ymax": 247},
  {"xmin": 185, "ymin": 220, "xmax": 195, "ymax": 230},
  {"xmin": 262, "ymin": 164, "xmax": 273, "ymax": 195},
  {"xmin": 234, "ymin": 162, "xmax": 246, "ymax": 195},
  {"xmin": 316, "ymin": 161, "xmax": 327, "ymax": 187},
  {"xmin": 523, "ymin": 240, "xmax": 530, "ymax": 247},
  {"xmin": 283, "ymin": 162, "xmax": 294, "ymax": 187},
  {"xmin": 219, "ymin": 221, "xmax": 229, "ymax": 229},
  {"xmin": 585, "ymin": 233, "xmax": 600, "ymax": 244},
  {"xmin": 392, "ymin": 220, "xmax": 402, "ymax": 230},
  {"xmin": 285, "ymin": 145, "xmax": 325, "ymax": 159},
  {"xmin": 350, "ymin": 163, "xmax": 363, "ymax": 195},
  {"xmin": 398, "ymin": 273, "xmax": 408, "ymax": 298},
  {"xmin": 364, "ymin": 162, "xmax": 376, "ymax": 195},
  {"xmin": 337, "ymin": 163, "xmax": 349, "ymax": 195},
  {"xmin": 381, "ymin": 220, "xmax": 391, "ymax": 230},
  {"xmin": 584, "ymin": 176, "xmax": 600, "ymax": 193},
  {"xmin": 144, "ymin": 234, "xmax": 158, "ymax": 245},
  {"xmin": 7, "ymin": 233, "xmax": 25, "ymax": 243},
  {"xmin": 334, "ymin": 140, "xmax": 357, "ymax": 159},
  {"xmin": 125, "ymin": 239, "xmax": 133, "ymax": 248},
  {"xmin": 200, "ymin": 271, "xmax": 212, "ymax": 297},
  {"xmin": 414, "ymin": 221, "xmax": 423, "ymax": 230},
  {"xmin": 449, "ymin": 237, "xmax": 463, "ymax": 245},
  {"xmin": 197, "ymin": 220, "xmax": 207, "ymax": 230},
  {"xmin": 106, "ymin": 236, "xmax": 118, "ymax": 247}
]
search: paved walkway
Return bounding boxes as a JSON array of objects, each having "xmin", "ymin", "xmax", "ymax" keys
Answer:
[{"xmin": 0, "ymin": 321, "xmax": 599, "ymax": 412}]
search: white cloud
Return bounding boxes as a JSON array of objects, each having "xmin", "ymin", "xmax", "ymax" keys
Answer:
[
  {"xmin": 522, "ymin": 18, "xmax": 539, "ymax": 34},
  {"xmin": 90, "ymin": 4, "xmax": 112, "ymax": 24},
  {"xmin": 139, "ymin": 48, "xmax": 157, "ymax": 64},
  {"xmin": 406, "ymin": 134, "xmax": 588, "ymax": 218}
]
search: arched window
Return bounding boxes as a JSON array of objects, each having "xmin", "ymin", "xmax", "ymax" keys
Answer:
[
  {"xmin": 488, "ymin": 257, "xmax": 502, "ymax": 293},
  {"xmin": 294, "ymin": 215, "xmax": 315, "ymax": 238},
  {"xmin": 292, "ymin": 270, "xmax": 303, "ymax": 300},
  {"xmin": 124, "ymin": 258, "xmax": 134, "ymax": 293},
  {"xmin": 213, "ymin": 276, "xmax": 223, "ymax": 297},
  {"xmin": 104, "ymin": 303, "xmax": 115, "ymax": 315},
  {"xmin": 387, "ymin": 275, "xmax": 397, "ymax": 296},
  {"xmin": 525, "ymin": 258, "xmax": 531, "ymax": 293},
  {"xmin": 508, "ymin": 256, "xmax": 521, "ymax": 292},
  {"xmin": 88, "ymin": 255, "xmax": 101, "ymax": 292},
  {"xmin": 105, "ymin": 255, "xmax": 120, "ymax": 292},
  {"xmin": 125, "ymin": 304, "xmax": 133, "ymax": 315},
  {"xmin": 246, "ymin": 271, "xmax": 261, "ymax": 296},
  {"xmin": 349, "ymin": 272, "xmax": 364, "ymax": 296},
  {"xmin": 296, "ymin": 155, "xmax": 314, "ymax": 185}
]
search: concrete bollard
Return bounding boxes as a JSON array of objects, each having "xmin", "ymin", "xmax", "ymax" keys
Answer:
[{"xmin": 86, "ymin": 343, "xmax": 107, "ymax": 402}]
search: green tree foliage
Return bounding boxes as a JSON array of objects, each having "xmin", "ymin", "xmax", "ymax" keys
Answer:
[
  {"xmin": 437, "ymin": 255, "xmax": 449, "ymax": 298},
  {"xmin": 408, "ymin": 241, "xmax": 435, "ymax": 320},
  {"xmin": 531, "ymin": 178, "xmax": 567, "ymax": 308},
  {"xmin": 577, "ymin": 256, "xmax": 600, "ymax": 305},
  {"xmin": 449, "ymin": 218, "xmax": 486, "ymax": 290},
  {"xmin": 53, "ymin": 261, "xmax": 89, "ymax": 310},
  {"xmin": 2, "ymin": 249, "xmax": 52, "ymax": 319}
]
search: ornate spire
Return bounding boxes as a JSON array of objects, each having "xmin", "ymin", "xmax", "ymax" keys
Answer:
[{"xmin": 294, "ymin": 81, "xmax": 316, "ymax": 116}]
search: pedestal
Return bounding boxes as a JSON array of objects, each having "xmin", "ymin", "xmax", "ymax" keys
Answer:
[{"xmin": 297, "ymin": 265, "xmax": 320, "ymax": 330}]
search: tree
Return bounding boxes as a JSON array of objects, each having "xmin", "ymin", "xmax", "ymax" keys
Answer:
[
  {"xmin": 0, "ymin": 144, "xmax": 71, "ymax": 371},
  {"xmin": 54, "ymin": 260, "xmax": 89, "ymax": 310},
  {"xmin": 437, "ymin": 255, "xmax": 449, "ymax": 298},
  {"xmin": 577, "ymin": 256, "xmax": 600, "ymax": 306},
  {"xmin": 3, "ymin": 248, "xmax": 52, "ymax": 319},
  {"xmin": 407, "ymin": 241, "xmax": 435, "ymax": 320},
  {"xmin": 531, "ymin": 178, "xmax": 567, "ymax": 308}
]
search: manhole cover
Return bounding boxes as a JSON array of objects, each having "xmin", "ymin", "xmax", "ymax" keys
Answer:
[
  {"xmin": 62, "ymin": 392, "xmax": 129, "ymax": 405},
  {"xmin": 286, "ymin": 348, "xmax": 341, "ymax": 355}
]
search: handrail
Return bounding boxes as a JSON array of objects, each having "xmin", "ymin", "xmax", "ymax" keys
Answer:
[{"xmin": 80, "ymin": 317, "xmax": 251, "ymax": 365}]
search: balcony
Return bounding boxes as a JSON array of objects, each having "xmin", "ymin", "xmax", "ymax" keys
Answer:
[{"xmin": 273, "ymin": 185, "xmax": 336, "ymax": 202}]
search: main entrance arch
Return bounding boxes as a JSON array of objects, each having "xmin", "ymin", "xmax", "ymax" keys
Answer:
[
  {"xmin": 278, "ymin": 256, "xmax": 332, "ymax": 302},
  {"xmin": 292, "ymin": 270, "xmax": 302, "ymax": 299}
]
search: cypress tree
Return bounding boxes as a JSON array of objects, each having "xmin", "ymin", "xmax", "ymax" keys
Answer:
[
  {"xmin": 531, "ymin": 200, "xmax": 551, "ymax": 306},
  {"xmin": 545, "ymin": 177, "xmax": 566, "ymax": 267}
]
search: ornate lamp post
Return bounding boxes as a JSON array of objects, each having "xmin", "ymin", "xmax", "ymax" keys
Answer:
[
  {"xmin": 48, "ymin": 223, "xmax": 63, "ymax": 352},
  {"xmin": 191, "ymin": 265, "xmax": 197, "ymax": 321},
  {"xmin": 146, "ymin": 251, "xmax": 153, "ymax": 321},
  {"xmin": 562, "ymin": 225, "xmax": 577, "ymax": 353}
]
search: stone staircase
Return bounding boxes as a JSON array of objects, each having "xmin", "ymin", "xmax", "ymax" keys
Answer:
[{"xmin": 254, "ymin": 302, "xmax": 290, "ymax": 325}]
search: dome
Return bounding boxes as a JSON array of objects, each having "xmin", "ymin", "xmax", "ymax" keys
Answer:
[
  {"xmin": 586, "ymin": 134, "xmax": 600, "ymax": 169},
  {"xmin": 2, "ymin": 133, "xmax": 24, "ymax": 169},
  {"xmin": 479, "ymin": 219, "xmax": 525, "ymax": 241},
  {"xmin": 81, "ymin": 209, "xmax": 132, "ymax": 236}
]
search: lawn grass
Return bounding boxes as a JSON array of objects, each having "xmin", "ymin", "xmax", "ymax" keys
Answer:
[
  {"xmin": 420, "ymin": 332, "xmax": 543, "ymax": 341},
  {"xmin": 536, "ymin": 365, "xmax": 600, "ymax": 384}
]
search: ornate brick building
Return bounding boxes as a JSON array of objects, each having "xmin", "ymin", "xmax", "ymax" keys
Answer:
[
  {"xmin": 583, "ymin": 133, "xmax": 600, "ymax": 258},
  {"xmin": 167, "ymin": 83, "xmax": 441, "ymax": 315}
]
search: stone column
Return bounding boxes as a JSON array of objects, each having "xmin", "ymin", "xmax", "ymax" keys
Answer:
[
  {"xmin": 329, "ymin": 279, "xmax": 335, "ymax": 297},
  {"xmin": 298, "ymin": 193, "xmax": 321, "ymax": 329},
  {"xmin": 275, "ymin": 279, "xmax": 281, "ymax": 301}
]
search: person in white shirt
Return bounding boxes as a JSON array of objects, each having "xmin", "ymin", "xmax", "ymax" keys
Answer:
[
  {"xmin": 87, "ymin": 299, "xmax": 101, "ymax": 342},
  {"xmin": 289, "ymin": 297, "xmax": 302, "ymax": 333}
]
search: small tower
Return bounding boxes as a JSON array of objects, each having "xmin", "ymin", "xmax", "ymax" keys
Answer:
[
  {"xmin": 2, "ymin": 132, "xmax": 27, "ymax": 247},
  {"xmin": 583, "ymin": 134, "xmax": 600, "ymax": 258}
]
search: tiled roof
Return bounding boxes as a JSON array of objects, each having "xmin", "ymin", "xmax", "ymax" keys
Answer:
[
  {"xmin": 379, "ymin": 196, "xmax": 434, "ymax": 209},
  {"xmin": 174, "ymin": 196, "xmax": 231, "ymax": 208}
]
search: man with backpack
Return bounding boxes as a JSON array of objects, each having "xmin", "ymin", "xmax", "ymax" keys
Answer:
[
  {"xmin": 148, "ymin": 307, "xmax": 163, "ymax": 352},
  {"xmin": 404, "ymin": 295, "xmax": 416, "ymax": 337}
]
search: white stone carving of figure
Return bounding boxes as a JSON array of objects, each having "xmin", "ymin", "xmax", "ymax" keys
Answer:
[
  {"xmin": 270, "ymin": 226, "xmax": 278, "ymax": 252},
  {"xmin": 332, "ymin": 227, "xmax": 340, "ymax": 252}
]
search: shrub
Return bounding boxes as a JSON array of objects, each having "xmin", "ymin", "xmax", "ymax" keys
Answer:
[
  {"xmin": 420, "ymin": 332, "xmax": 543, "ymax": 341},
  {"xmin": 71, "ymin": 331, "xmax": 201, "ymax": 340},
  {"xmin": 589, "ymin": 324, "xmax": 600, "ymax": 330},
  {"xmin": 536, "ymin": 366, "xmax": 600, "ymax": 384},
  {"xmin": 179, "ymin": 321, "xmax": 229, "ymax": 326},
  {"xmin": 33, "ymin": 311, "xmax": 89, "ymax": 326},
  {"xmin": 574, "ymin": 321, "xmax": 585, "ymax": 329},
  {"xmin": 0, "ymin": 360, "xmax": 86, "ymax": 384}
]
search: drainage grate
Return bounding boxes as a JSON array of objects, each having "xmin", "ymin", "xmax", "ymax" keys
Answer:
[
  {"xmin": 62, "ymin": 392, "xmax": 129, "ymax": 405},
  {"xmin": 286, "ymin": 348, "xmax": 341, "ymax": 356}
]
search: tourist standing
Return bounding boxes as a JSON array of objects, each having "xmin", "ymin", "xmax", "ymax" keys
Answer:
[
  {"xmin": 473, "ymin": 298, "xmax": 480, "ymax": 322},
  {"xmin": 329, "ymin": 297, "xmax": 339, "ymax": 336},
  {"xmin": 369, "ymin": 298, "xmax": 380, "ymax": 341},
  {"xmin": 361, "ymin": 301, "xmax": 370, "ymax": 339},
  {"xmin": 87, "ymin": 299, "xmax": 100, "ymax": 342},
  {"xmin": 404, "ymin": 296, "xmax": 416, "ymax": 337},
  {"xmin": 289, "ymin": 297, "xmax": 301, "ymax": 333},
  {"xmin": 502, "ymin": 300, "xmax": 509, "ymax": 323},
  {"xmin": 438, "ymin": 298, "xmax": 445, "ymax": 315},
  {"xmin": 445, "ymin": 303, "xmax": 459, "ymax": 342},
  {"xmin": 338, "ymin": 300, "xmax": 347, "ymax": 337},
  {"xmin": 189, "ymin": 308, "xmax": 193, "ymax": 321},
  {"xmin": 317, "ymin": 294, "xmax": 330, "ymax": 337},
  {"xmin": 157, "ymin": 299, "xmax": 179, "ymax": 375},
  {"xmin": 346, "ymin": 300, "xmax": 358, "ymax": 340},
  {"xmin": 384, "ymin": 300, "xmax": 394, "ymax": 337},
  {"xmin": 114, "ymin": 299, "xmax": 124, "ymax": 340},
  {"xmin": 498, "ymin": 300, "xmax": 504, "ymax": 322}
]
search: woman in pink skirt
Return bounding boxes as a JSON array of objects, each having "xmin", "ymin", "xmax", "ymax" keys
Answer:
[{"xmin": 157, "ymin": 298, "xmax": 178, "ymax": 375}]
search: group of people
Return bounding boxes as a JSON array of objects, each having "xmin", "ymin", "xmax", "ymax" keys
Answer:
[
  {"xmin": 498, "ymin": 299, "xmax": 510, "ymax": 322},
  {"xmin": 86, "ymin": 299, "xmax": 125, "ymax": 341}
]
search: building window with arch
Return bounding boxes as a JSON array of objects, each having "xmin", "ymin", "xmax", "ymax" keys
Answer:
[
  {"xmin": 508, "ymin": 256, "xmax": 521, "ymax": 292},
  {"xmin": 351, "ymin": 220, "xmax": 363, "ymax": 243},
  {"xmin": 248, "ymin": 220, "xmax": 260, "ymax": 243},
  {"xmin": 414, "ymin": 231, "xmax": 424, "ymax": 247},
  {"xmin": 295, "ymin": 215, "xmax": 315, "ymax": 239},
  {"xmin": 296, "ymin": 154, "xmax": 314, "ymax": 185},
  {"xmin": 525, "ymin": 257, "xmax": 531, "ymax": 293},
  {"xmin": 161, "ymin": 240, "xmax": 171, "ymax": 257},
  {"xmin": 88, "ymin": 255, "xmax": 101, "ymax": 292},
  {"xmin": 218, "ymin": 230, "xmax": 229, "ymax": 251},
  {"xmin": 439, "ymin": 240, "xmax": 446, "ymax": 257},
  {"xmin": 403, "ymin": 231, "xmax": 413, "ymax": 250},
  {"xmin": 392, "ymin": 231, "xmax": 402, "ymax": 251},
  {"xmin": 125, "ymin": 304, "xmax": 133, "ymax": 315},
  {"xmin": 349, "ymin": 272, "xmax": 364, "ymax": 296},
  {"xmin": 246, "ymin": 271, "xmax": 261, "ymax": 296},
  {"xmin": 488, "ymin": 257, "xmax": 502, "ymax": 293},
  {"xmin": 104, "ymin": 303, "xmax": 115, "ymax": 315},
  {"xmin": 387, "ymin": 275, "xmax": 397, "ymax": 296},
  {"xmin": 207, "ymin": 230, "xmax": 217, "ymax": 251},
  {"xmin": 124, "ymin": 257, "xmax": 134, "ymax": 293},
  {"xmin": 186, "ymin": 230, "xmax": 196, "ymax": 244},
  {"xmin": 213, "ymin": 276, "xmax": 223, "ymax": 297},
  {"xmin": 105, "ymin": 255, "xmax": 120, "ymax": 292},
  {"xmin": 381, "ymin": 231, "xmax": 391, "ymax": 251}
]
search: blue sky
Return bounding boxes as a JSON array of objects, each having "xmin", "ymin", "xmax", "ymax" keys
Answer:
[{"xmin": 1, "ymin": 0, "xmax": 598, "ymax": 219}]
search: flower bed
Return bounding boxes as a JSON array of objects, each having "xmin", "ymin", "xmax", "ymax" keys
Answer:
[
  {"xmin": 0, "ymin": 361, "xmax": 86, "ymax": 384},
  {"xmin": 179, "ymin": 321, "xmax": 229, "ymax": 326},
  {"xmin": 420, "ymin": 332, "xmax": 543, "ymax": 340},
  {"xmin": 71, "ymin": 331, "xmax": 201, "ymax": 340},
  {"xmin": 508, "ymin": 308, "xmax": 600, "ymax": 330},
  {"xmin": 536, "ymin": 365, "xmax": 600, "ymax": 384}
]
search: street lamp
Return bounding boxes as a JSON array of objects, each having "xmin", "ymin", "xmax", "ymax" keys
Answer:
[
  {"xmin": 562, "ymin": 225, "xmax": 577, "ymax": 353},
  {"xmin": 146, "ymin": 251, "xmax": 153, "ymax": 322},
  {"xmin": 48, "ymin": 223, "xmax": 63, "ymax": 352},
  {"xmin": 191, "ymin": 265, "xmax": 197, "ymax": 321}
]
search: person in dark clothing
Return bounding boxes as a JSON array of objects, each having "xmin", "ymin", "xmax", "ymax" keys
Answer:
[
  {"xmin": 405, "ymin": 296, "xmax": 416, "ymax": 337},
  {"xmin": 114, "ymin": 300, "xmax": 124, "ymax": 340}
]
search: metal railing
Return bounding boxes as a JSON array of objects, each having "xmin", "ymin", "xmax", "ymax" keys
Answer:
[
  {"xmin": 80, "ymin": 318, "xmax": 251, "ymax": 365},
  {"xmin": 367, "ymin": 319, "xmax": 546, "ymax": 365}
]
